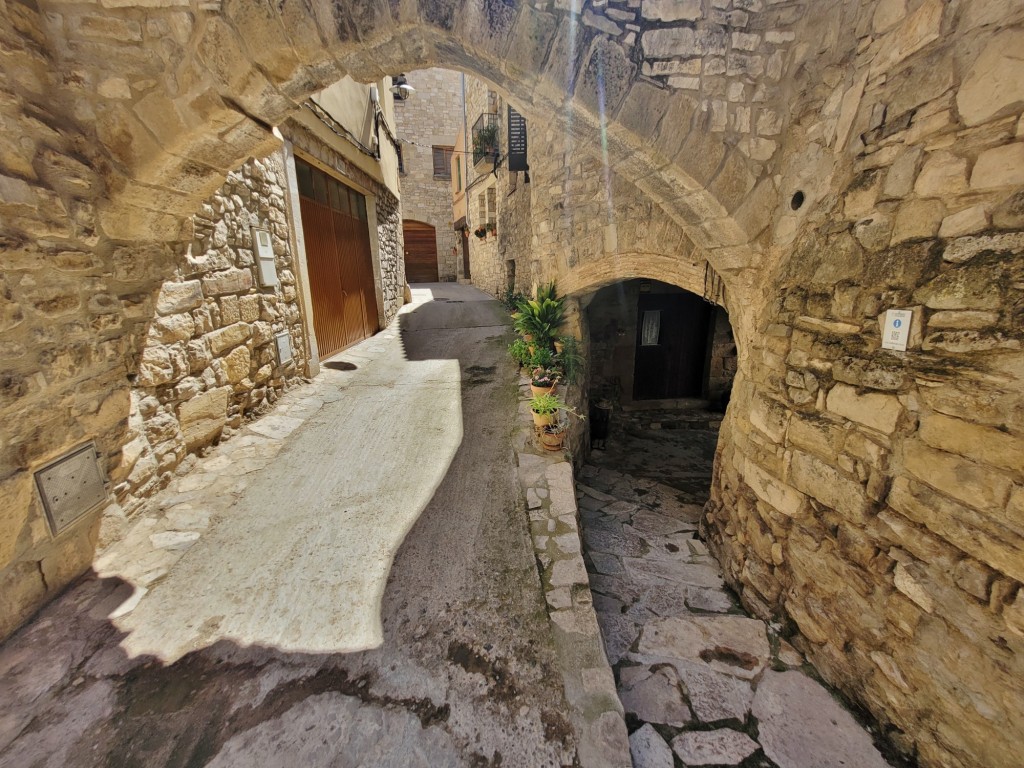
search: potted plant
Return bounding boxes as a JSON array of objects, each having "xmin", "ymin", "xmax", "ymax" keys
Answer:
[
  {"xmin": 512, "ymin": 296, "xmax": 565, "ymax": 352},
  {"xmin": 474, "ymin": 225, "xmax": 487, "ymax": 239},
  {"xmin": 528, "ymin": 391, "xmax": 562, "ymax": 428},
  {"xmin": 473, "ymin": 123, "xmax": 499, "ymax": 164},
  {"xmin": 508, "ymin": 338, "xmax": 532, "ymax": 370},
  {"xmin": 539, "ymin": 421, "xmax": 567, "ymax": 451},
  {"xmin": 530, "ymin": 367, "xmax": 559, "ymax": 397},
  {"xmin": 486, "ymin": 221, "xmax": 496, "ymax": 236}
]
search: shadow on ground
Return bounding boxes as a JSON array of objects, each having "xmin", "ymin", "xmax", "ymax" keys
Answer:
[{"xmin": 0, "ymin": 285, "xmax": 577, "ymax": 768}]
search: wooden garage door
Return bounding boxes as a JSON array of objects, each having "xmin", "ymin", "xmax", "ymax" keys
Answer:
[
  {"xmin": 295, "ymin": 158, "xmax": 379, "ymax": 359},
  {"xmin": 403, "ymin": 220, "xmax": 439, "ymax": 283}
]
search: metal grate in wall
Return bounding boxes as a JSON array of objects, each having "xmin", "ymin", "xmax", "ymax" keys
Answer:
[{"xmin": 34, "ymin": 442, "xmax": 108, "ymax": 534}]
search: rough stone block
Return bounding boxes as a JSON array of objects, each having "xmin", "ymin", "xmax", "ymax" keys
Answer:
[
  {"xmin": 207, "ymin": 322, "xmax": 251, "ymax": 355},
  {"xmin": 202, "ymin": 267, "xmax": 253, "ymax": 295},
  {"xmin": 971, "ymin": 142, "xmax": 1024, "ymax": 190},
  {"xmin": 957, "ymin": 30, "xmax": 1024, "ymax": 126},
  {"xmin": 919, "ymin": 412, "xmax": 1024, "ymax": 474},
  {"xmin": 671, "ymin": 729, "xmax": 759, "ymax": 766},
  {"xmin": 641, "ymin": 0, "xmax": 701, "ymax": 22},
  {"xmin": 901, "ymin": 440, "xmax": 1013, "ymax": 514},
  {"xmin": 826, "ymin": 384, "xmax": 901, "ymax": 435},
  {"xmin": 742, "ymin": 459, "xmax": 806, "ymax": 518},
  {"xmin": 938, "ymin": 205, "xmax": 987, "ymax": 238},
  {"xmin": 156, "ymin": 280, "xmax": 203, "ymax": 315},
  {"xmin": 223, "ymin": 345, "xmax": 251, "ymax": 384},
  {"xmin": 891, "ymin": 198, "xmax": 944, "ymax": 243},
  {"xmin": 0, "ymin": 561, "xmax": 47, "ymax": 641},
  {"xmin": 789, "ymin": 450, "xmax": 869, "ymax": 521},
  {"xmin": 149, "ymin": 312, "xmax": 196, "ymax": 344},
  {"xmin": 178, "ymin": 386, "xmax": 229, "ymax": 450},
  {"xmin": 914, "ymin": 151, "xmax": 968, "ymax": 196}
]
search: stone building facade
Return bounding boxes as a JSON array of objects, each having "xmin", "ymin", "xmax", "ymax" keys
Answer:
[
  {"xmin": 393, "ymin": 68, "xmax": 463, "ymax": 281},
  {"xmin": 1, "ymin": 2, "xmax": 1023, "ymax": 766},
  {"xmin": 117, "ymin": 153, "xmax": 307, "ymax": 520}
]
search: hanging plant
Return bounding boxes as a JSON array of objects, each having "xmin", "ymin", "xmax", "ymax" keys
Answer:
[{"xmin": 474, "ymin": 226, "xmax": 487, "ymax": 239}]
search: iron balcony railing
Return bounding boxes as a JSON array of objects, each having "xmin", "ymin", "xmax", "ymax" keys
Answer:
[{"xmin": 472, "ymin": 112, "xmax": 499, "ymax": 166}]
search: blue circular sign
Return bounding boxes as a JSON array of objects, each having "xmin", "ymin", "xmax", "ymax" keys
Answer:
[{"xmin": 893, "ymin": 319, "xmax": 902, "ymax": 328}]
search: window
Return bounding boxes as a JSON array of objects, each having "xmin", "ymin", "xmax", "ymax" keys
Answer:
[
  {"xmin": 397, "ymin": 143, "xmax": 405, "ymax": 175},
  {"xmin": 486, "ymin": 187, "xmax": 496, "ymax": 225},
  {"xmin": 456, "ymin": 156, "xmax": 462, "ymax": 192},
  {"xmin": 432, "ymin": 145, "xmax": 454, "ymax": 179},
  {"xmin": 641, "ymin": 310, "xmax": 662, "ymax": 346}
]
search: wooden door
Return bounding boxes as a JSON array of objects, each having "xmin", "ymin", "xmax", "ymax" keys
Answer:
[
  {"xmin": 632, "ymin": 292, "xmax": 712, "ymax": 400},
  {"xmin": 402, "ymin": 220, "xmax": 439, "ymax": 283},
  {"xmin": 296, "ymin": 159, "xmax": 379, "ymax": 359}
]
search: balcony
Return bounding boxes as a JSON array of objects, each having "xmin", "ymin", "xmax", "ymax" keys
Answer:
[{"xmin": 472, "ymin": 112, "xmax": 499, "ymax": 170}]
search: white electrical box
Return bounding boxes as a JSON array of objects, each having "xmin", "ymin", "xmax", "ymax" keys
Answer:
[
  {"xmin": 882, "ymin": 309, "xmax": 913, "ymax": 351},
  {"xmin": 275, "ymin": 330, "xmax": 293, "ymax": 365},
  {"xmin": 252, "ymin": 227, "xmax": 279, "ymax": 287}
]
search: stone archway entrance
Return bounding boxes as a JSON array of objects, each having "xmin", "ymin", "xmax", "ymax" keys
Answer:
[{"xmin": 2, "ymin": 4, "xmax": 1024, "ymax": 766}]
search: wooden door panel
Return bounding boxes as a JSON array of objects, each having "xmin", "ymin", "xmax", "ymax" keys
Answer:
[
  {"xmin": 297, "ymin": 158, "xmax": 379, "ymax": 358},
  {"xmin": 301, "ymin": 197, "xmax": 349, "ymax": 359},
  {"xmin": 403, "ymin": 220, "xmax": 439, "ymax": 283}
]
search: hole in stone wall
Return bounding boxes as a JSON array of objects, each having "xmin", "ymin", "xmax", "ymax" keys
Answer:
[{"xmin": 790, "ymin": 190, "xmax": 805, "ymax": 210}]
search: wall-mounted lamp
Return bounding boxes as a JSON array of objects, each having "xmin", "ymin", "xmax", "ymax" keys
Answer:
[{"xmin": 389, "ymin": 74, "xmax": 416, "ymax": 101}]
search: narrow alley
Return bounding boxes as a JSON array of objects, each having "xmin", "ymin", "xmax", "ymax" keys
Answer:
[
  {"xmin": 0, "ymin": 286, "xmax": 577, "ymax": 768},
  {"xmin": 580, "ymin": 409, "xmax": 901, "ymax": 768}
]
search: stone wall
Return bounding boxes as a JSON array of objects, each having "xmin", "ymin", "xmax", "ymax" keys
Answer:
[
  {"xmin": 115, "ymin": 152, "xmax": 307, "ymax": 518},
  {"xmin": 700, "ymin": 3, "xmax": 1024, "ymax": 767},
  {"xmin": 706, "ymin": 308, "xmax": 737, "ymax": 403},
  {"xmin": 393, "ymin": 68, "xmax": 463, "ymax": 281}
]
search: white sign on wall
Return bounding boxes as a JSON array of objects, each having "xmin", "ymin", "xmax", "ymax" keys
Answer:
[
  {"xmin": 882, "ymin": 309, "xmax": 913, "ymax": 351},
  {"xmin": 252, "ymin": 227, "xmax": 279, "ymax": 287}
]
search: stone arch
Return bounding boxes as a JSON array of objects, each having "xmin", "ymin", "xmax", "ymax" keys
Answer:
[{"xmin": 11, "ymin": 0, "xmax": 799, "ymax": 277}]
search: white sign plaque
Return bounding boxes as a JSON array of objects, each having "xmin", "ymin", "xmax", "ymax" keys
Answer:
[{"xmin": 882, "ymin": 309, "xmax": 912, "ymax": 351}]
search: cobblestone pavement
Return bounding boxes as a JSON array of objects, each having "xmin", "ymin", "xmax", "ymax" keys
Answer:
[
  {"xmin": 0, "ymin": 285, "xmax": 577, "ymax": 768},
  {"xmin": 580, "ymin": 407, "xmax": 899, "ymax": 768}
]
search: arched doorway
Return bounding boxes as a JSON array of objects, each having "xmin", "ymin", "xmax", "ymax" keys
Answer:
[{"xmin": 402, "ymin": 219, "xmax": 440, "ymax": 283}]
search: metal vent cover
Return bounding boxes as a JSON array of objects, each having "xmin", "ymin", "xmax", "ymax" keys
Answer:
[
  {"xmin": 35, "ymin": 442, "xmax": 108, "ymax": 534},
  {"xmin": 275, "ymin": 330, "xmax": 293, "ymax": 365}
]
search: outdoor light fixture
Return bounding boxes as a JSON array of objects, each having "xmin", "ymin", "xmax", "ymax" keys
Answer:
[{"xmin": 389, "ymin": 74, "xmax": 416, "ymax": 100}]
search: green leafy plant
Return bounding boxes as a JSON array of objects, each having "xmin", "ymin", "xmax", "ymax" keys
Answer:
[
  {"xmin": 528, "ymin": 392, "xmax": 563, "ymax": 416},
  {"xmin": 528, "ymin": 392, "xmax": 584, "ymax": 419},
  {"xmin": 512, "ymin": 297, "xmax": 565, "ymax": 350},
  {"xmin": 529, "ymin": 345, "xmax": 554, "ymax": 369},
  {"xmin": 508, "ymin": 338, "xmax": 532, "ymax": 366},
  {"xmin": 536, "ymin": 281, "xmax": 559, "ymax": 303},
  {"xmin": 472, "ymin": 123, "xmax": 499, "ymax": 158},
  {"xmin": 500, "ymin": 287, "xmax": 528, "ymax": 313},
  {"xmin": 555, "ymin": 335, "xmax": 584, "ymax": 386}
]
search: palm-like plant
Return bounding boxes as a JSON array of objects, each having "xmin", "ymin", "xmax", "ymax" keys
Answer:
[{"xmin": 512, "ymin": 297, "xmax": 565, "ymax": 349}]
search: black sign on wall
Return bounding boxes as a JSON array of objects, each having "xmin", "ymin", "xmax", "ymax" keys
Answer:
[{"xmin": 507, "ymin": 107, "xmax": 528, "ymax": 172}]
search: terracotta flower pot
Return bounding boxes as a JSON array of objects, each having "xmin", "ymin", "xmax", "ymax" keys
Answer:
[
  {"xmin": 530, "ymin": 383, "xmax": 556, "ymax": 397},
  {"xmin": 539, "ymin": 428, "xmax": 565, "ymax": 451},
  {"xmin": 531, "ymin": 409, "xmax": 556, "ymax": 427}
]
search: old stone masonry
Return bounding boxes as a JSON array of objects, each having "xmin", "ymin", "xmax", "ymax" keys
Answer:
[{"xmin": 579, "ymin": 413, "xmax": 902, "ymax": 768}]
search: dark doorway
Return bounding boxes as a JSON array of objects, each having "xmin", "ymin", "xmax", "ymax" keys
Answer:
[
  {"xmin": 461, "ymin": 228, "xmax": 471, "ymax": 279},
  {"xmin": 632, "ymin": 291, "xmax": 712, "ymax": 400}
]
